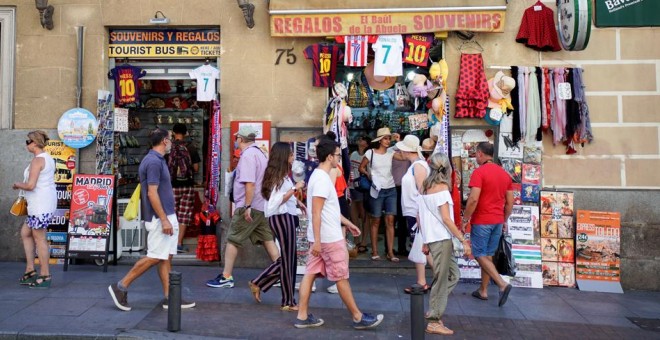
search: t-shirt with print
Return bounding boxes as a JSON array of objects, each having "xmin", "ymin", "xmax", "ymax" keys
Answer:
[
  {"xmin": 303, "ymin": 43, "xmax": 344, "ymax": 88},
  {"xmin": 233, "ymin": 145, "xmax": 268, "ymax": 211},
  {"xmin": 468, "ymin": 163, "xmax": 513, "ymax": 224},
  {"xmin": 364, "ymin": 149, "xmax": 395, "ymax": 189},
  {"xmin": 306, "ymin": 169, "xmax": 344, "ymax": 243},
  {"xmin": 335, "ymin": 35, "xmax": 377, "ymax": 67},
  {"xmin": 372, "ymin": 35, "xmax": 404, "ymax": 76},
  {"xmin": 403, "ymin": 33, "xmax": 433, "ymax": 66},
  {"xmin": 139, "ymin": 150, "xmax": 176, "ymax": 222},
  {"xmin": 110, "ymin": 64, "xmax": 146, "ymax": 106},
  {"xmin": 189, "ymin": 64, "xmax": 220, "ymax": 101}
]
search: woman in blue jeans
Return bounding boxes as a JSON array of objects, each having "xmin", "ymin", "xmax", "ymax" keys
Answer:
[{"xmin": 358, "ymin": 127, "xmax": 407, "ymax": 262}]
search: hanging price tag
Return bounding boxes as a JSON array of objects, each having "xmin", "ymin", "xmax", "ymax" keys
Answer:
[{"xmin": 557, "ymin": 83, "xmax": 573, "ymax": 100}]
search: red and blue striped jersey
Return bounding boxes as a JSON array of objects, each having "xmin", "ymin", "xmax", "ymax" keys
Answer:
[{"xmin": 304, "ymin": 43, "xmax": 344, "ymax": 88}]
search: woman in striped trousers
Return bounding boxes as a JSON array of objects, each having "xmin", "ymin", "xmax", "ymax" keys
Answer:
[{"xmin": 249, "ymin": 143, "xmax": 306, "ymax": 311}]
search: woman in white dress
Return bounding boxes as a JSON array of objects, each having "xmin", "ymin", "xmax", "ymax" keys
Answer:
[{"xmin": 13, "ymin": 130, "xmax": 57, "ymax": 288}]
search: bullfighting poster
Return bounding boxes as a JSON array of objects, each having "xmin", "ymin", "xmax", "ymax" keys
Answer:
[
  {"xmin": 507, "ymin": 205, "xmax": 543, "ymax": 288},
  {"xmin": 63, "ymin": 174, "xmax": 117, "ymax": 264},
  {"xmin": 540, "ymin": 190, "xmax": 576, "ymax": 287},
  {"xmin": 575, "ymin": 210, "xmax": 623, "ymax": 293}
]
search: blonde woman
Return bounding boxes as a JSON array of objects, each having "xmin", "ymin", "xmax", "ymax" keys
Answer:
[
  {"xmin": 13, "ymin": 131, "xmax": 57, "ymax": 288},
  {"xmin": 417, "ymin": 153, "xmax": 471, "ymax": 335}
]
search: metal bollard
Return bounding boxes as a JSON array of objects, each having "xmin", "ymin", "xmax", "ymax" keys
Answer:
[
  {"xmin": 410, "ymin": 283, "xmax": 425, "ymax": 340},
  {"xmin": 167, "ymin": 271, "xmax": 182, "ymax": 332}
]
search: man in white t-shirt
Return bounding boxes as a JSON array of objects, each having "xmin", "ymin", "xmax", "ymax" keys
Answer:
[{"xmin": 294, "ymin": 138, "xmax": 384, "ymax": 330}]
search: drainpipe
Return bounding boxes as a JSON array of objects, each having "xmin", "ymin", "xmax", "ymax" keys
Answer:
[{"xmin": 76, "ymin": 26, "xmax": 85, "ymax": 108}]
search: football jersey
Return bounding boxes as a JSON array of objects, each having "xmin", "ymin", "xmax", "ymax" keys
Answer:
[
  {"xmin": 403, "ymin": 33, "xmax": 433, "ymax": 66},
  {"xmin": 336, "ymin": 35, "xmax": 377, "ymax": 67},
  {"xmin": 304, "ymin": 43, "xmax": 344, "ymax": 88},
  {"xmin": 372, "ymin": 35, "xmax": 403, "ymax": 77},
  {"xmin": 189, "ymin": 64, "xmax": 220, "ymax": 101},
  {"xmin": 110, "ymin": 64, "xmax": 146, "ymax": 106}
]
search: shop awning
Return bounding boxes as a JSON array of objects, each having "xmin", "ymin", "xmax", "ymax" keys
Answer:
[{"xmin": 269, "ymin": 0, "xmax": 507, "ymax": 37}]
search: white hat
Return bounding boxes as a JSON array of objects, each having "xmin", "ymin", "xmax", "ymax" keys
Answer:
[{"xmin": 395, "ymin": 135, "xmax": 422, "ymax": 158}]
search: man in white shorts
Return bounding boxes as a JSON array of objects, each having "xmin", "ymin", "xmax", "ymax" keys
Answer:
[{"xmin": 108, "ymin": 128, "xmax": 195, "ymax": 311}]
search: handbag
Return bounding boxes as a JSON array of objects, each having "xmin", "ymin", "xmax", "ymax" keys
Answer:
[
  {"xmin": 347, "ymin": 80, "xmax": 369, "ymax": 108},
  {"xmin": 123, "ymin": 184, "xmax": 141, "ymax": 221},
  {"xmin": 354, "ymin": 150, "xmax": 374, "ymax": 193},
  {"xmin": 494, "ymin": 233, "xmax": 517, "ymax": 277},
  {"xmin": 408, "ymin": 225, "xmax": 426, "ymax": 264},
  {"xmin": 420, "ymin": 195, "xmax": 464, "ymax": 258},
  {"xmin": 10, "ymin": 191, "xmax": 28, "ymax": 216}
]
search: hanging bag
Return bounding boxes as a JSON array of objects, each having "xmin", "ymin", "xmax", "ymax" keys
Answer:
[
  {"xmin": 395, "ymin": 82, "xmax": 411, "ymax": 112},
  {"xmin": 347, "ymin": 80, "xmax": 369, "ymax": 108},
  {"xmin": 10, "ymin": 191, "xmax": 28, "ymax": 217},
  {"xmin": 354, "ymin": 150, "xmax": 373, "ymax": 193},
  {"xmin": 494, "ymin": 233, "xmax": 517, "ymax": 277},
  {"xmin": 123, "ymin": 184, "xmax": 141, "ymax": 221}
]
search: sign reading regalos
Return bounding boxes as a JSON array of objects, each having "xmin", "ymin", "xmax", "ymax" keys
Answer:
[
  {"xmin": 270, "ymin": 11, "xmax": 505, "ymax": 37},
  {"xmin": 109, "ymin": 28, "xmax": 221, "ymax": 58}
]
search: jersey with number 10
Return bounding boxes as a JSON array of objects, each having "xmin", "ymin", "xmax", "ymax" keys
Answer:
[
  {"xmin": 304, "ymin": 43, "xmax": 344, "ymax": 88},
  {"xmin": 110, "ymin": 64, "xmax": 145, "ymax": 106},
  {"xmin": 372, "ymin": 35, "xmax": 403, "ymax": 77},
  {"xmin": 403, "ymin": 34, "xmax": 433, "ymax": 66},
  {"xmin": 189, "ymin": 64, "xmax": 220, "ymax": 101}
]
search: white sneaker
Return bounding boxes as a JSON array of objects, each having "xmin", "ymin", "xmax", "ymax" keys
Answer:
[
  {"xmin": 326, "ymin": 284, "xmax": 338, "ymax": 294},
  {"xmin": 295, "ymin": 281, "xmax": 316, "ymax": 292}
]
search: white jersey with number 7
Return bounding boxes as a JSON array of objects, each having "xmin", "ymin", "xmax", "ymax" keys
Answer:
[
  {"xmin": 372, "ymin": 35, "xmax": 403, "ymax": 77},
  {"xmin": 189, "ymin": 64, "xmax": 220, "ymax": 102}
]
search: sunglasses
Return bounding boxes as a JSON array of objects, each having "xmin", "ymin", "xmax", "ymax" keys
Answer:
[{"xmin": 25, "ymin": 139, "xmax": 33, "ymax": 145}]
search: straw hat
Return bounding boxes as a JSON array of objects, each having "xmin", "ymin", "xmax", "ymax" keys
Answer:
[
  {"xmin": 421, "ymin": 138, "xmax": 436, "ymax": 152},
  {"xmin": 364, "ymin": 63, "xmax": 396, "ymax": 91},
  {"xmin": 372, "ymin": 127, "xmax": 391, "ymax": 142}
]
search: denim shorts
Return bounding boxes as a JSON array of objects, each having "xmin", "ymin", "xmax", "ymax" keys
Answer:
[
  {"xmin": 367, "ymin": 187, "xmax": 397, "ymax": 218},
  {"xmin": 470, "ymin": 224, "xmax": 503, "ymax": 258}
]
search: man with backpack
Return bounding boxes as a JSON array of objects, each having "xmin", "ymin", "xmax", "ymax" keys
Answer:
[{"xmin": 168, "ymin": 123, "xmax": 201, "ymax": 253}]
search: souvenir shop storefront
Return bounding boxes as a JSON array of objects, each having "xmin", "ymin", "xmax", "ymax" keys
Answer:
[
  {"xmin": 101, "ymin": 27, "xmax": 222, "ymax": 261},
  {"xmin": 267, "ymin": 0, "xmax": 631, "ymax": 292}
]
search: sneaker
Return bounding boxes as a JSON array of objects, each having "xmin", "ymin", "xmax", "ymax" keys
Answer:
[
  {"xmin": 108, "ymin": 284, "xmax": 131, "ymax": 311},
  {"xmin": 206, "ymin": 274, "xmax": 234, "ymax": 288},
  {"xmin": 353, "ymin": 313, "xmax": 384, "ymax": 330},
  {"xmin": 294, "ymin": 313, "xmax": 324, "ymax": 329},
  {"xmin": 295, "ymin": 281, "xmax": 316, "ymax": 292},
  {"xmin": 326, "ymin": 284, "xmax": 338, "ymax": 294},
  {"xmin": 177, "ymin": 245, "xmax": 188, "ymax": 253},
  {"xmin": 162, "ymin": 298, "xmax": 196, "ymax": 309}
]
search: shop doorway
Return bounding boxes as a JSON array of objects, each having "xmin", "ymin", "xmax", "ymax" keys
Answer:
[{"xmin": 110, "ymin": 58, "xmax": 218, "ymax": 259}]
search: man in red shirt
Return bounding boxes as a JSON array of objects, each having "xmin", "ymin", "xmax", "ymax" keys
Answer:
[{"xmin": 462, "ymin": 142, "xmax": 514, "ymax": 307}]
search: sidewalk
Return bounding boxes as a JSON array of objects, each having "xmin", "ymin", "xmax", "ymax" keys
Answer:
[{"xmin": 0, "ymin": 261, "xmax": 658, "ymax": 339}]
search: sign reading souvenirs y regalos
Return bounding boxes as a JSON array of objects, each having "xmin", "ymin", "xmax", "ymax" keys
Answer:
[
  {"xmin": 57, "ymin": 108, "xmax": 98, "ymax": 149},
  {"xmin": 108, "ymin": 28, "xmax": 221, "ymax": 58},
  {"xmin": 270, "ymin": 11, "xmax": 506, "ymax": 37},
  {"xmin": 595, "ymin": 0, "xmax": 660, "ymax": 27}
]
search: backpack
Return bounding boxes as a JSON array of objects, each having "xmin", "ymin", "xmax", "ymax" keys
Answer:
[{"xmin": 168, "ymin": 140, "xmax": 193, "ymax": 182}]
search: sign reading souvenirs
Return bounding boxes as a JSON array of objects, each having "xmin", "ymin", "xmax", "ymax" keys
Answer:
[
  {"xmin": 270, "ymin": 11, "xmax": 506, "ymax": 37},
  {"xmin": 63, "ymin": 174, "xmax": 117, "ymax": 272},
  {"xmin": 109, "ymin": 28, "xmax": 221, "ymax": 58}
]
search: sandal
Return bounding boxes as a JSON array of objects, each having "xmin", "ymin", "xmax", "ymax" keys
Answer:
[
  {"xmin": 386, "ymin": 254, "xmax": 400, "ymax": 262},
  {"xmin": 248, "ymin": 281, "xmax": 261, "ymax": 303},
  {"xmin": 370, "ymin": 254, "xmax": 381, "ymax": 261},
  {"xmin": 404, "ymin": 284, "xmax": 430, "ymax": 294},
  {"xmin": 426, "ymin": 321, "xmax": 454, "ymax": 335},
  {"xmin": 357, "ymin": 245, "xmax": 368, "ymax": 253},
  {"xmin": 28, "ymin": 275, "xmax": 51, "ymax": 289},
  {"xmin": 280, "ymin": 305, "xmax": 299, "ymax": 312},
  {"xmin": 19, "ymin": 270, "xmax": 37, "ymax": 285}
]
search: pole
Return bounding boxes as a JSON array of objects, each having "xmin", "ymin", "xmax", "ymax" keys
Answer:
[
  {"xmin": 410, "ymin": 283, "xmax": 425, "ymax": 340},
  {"xmin": 167, "ymin": 271, "xmax": 182, "ymax": 332},
  {"xmin": 76, "ymin": 26, "xmax": 85, "ymax": 108}
]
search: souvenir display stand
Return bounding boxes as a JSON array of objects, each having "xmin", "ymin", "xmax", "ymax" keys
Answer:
[{"xmin": 540, "ymin": 190, "xmax": 576, "ymax": 287}]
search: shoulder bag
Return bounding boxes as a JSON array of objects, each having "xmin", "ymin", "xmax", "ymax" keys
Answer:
[{"xmin": 354, "ymin": 150, "xmax": 373, "ymax": 193}]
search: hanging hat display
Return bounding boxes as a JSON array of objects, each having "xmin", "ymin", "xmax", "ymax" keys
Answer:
[
  {"xmin": 487, "ymin": 71, "xmax": 516, "ymax": 112},
  {"xmin": 364, "ymin": 62, "xmax": 397, "ymax": 91}
]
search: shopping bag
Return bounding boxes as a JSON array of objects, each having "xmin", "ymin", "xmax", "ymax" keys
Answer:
[
  {"xmin": 494, "ymin": 233, "xmax": 517, "ymax": 277},
  {"xmin": 10, "ymin": 193, "xmax": 28, "ymax": 216},
  {"xmin": 408, "ymin": 227, "xmax": 426, "ymax": 264},
  {"xmin": 123, "ymin": 184, "xmax": 141, "ymax": 221}
]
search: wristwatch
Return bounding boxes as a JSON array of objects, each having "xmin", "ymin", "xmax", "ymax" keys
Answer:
[{"xmin": 245, "ymin": 204, "xmax": 251, "ymax": 209}]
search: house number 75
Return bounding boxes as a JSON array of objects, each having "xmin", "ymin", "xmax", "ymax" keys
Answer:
[{"xmin": 275, "ymin": 48, "xmax": 296, "ymax": 65}]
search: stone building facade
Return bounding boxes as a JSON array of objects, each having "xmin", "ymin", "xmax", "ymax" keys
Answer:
[{"xmin": 0, "ymin": 0, "xmax": 657, "ymax": 290}]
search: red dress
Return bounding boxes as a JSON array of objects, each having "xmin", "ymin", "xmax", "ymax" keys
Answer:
[
  {"xmin": 516, "ymin": 2, "xmax": 561, "ymax": 52},
  {"xmin": 455, "ymin": 53, "xmax": 489, "ymax": 119}
]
